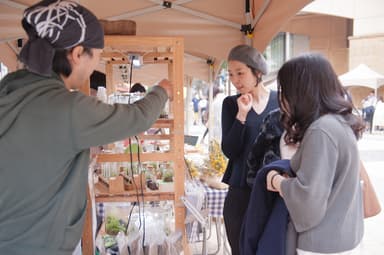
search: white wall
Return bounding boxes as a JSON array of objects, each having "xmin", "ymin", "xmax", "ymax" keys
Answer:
[
  {"xmin": 303, "ymin": 0, "xmax": 384, "ymax": 35},
  {"xmin": 303, "ymin": 0, "xmax": 356, "ymax": 19},
  {"xmin": 291, "ymin": 34, "xmax": 310, "ymax": 57},
  {"xmin": 353, "ymin": 0, "xmax": 384, "ymax": 35}
]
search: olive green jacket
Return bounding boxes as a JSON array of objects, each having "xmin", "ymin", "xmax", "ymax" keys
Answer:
[{"xmin": 0, "ymin": 70, "xmax": 168, "ymax": 254}]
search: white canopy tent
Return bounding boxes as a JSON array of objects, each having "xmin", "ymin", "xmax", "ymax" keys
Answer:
[{"xmin": 339, "ymin": 64, "xmax": 384, "ymax": 92}]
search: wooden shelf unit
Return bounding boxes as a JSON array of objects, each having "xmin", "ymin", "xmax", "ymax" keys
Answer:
[
  {"xmin": 94, "ymin": 187, "xmax": 175, "ymax": 203},
  {"xmin": 82, "ymin": 36, "xmax": 188, "ymax": 254}
]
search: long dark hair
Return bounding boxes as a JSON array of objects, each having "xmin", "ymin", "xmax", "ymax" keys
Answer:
[
  {"xmin": 277, "ymin": 53, "xmax": 364, "ymax": 144},
  {"xmin": 247, "ymin": 65, "xmax": 263, "ymax": 85}
]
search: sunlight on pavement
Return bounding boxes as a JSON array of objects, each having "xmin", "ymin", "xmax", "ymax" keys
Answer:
[{"xmin": 358, "ymin": 134, "xmax": 384, "ymax": 255}]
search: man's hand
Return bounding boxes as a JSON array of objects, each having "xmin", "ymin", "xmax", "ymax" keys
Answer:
[{"xmin": 158, "ymin": 79, "xmax": 173, "ymax": 100}]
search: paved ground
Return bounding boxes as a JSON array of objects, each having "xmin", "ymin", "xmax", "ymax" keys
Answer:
[
  {"xmin": 357, "ymin": 132, "xmax": 384, "ymax": 255},
  {"xmin": 187, "ymin": 126, "xmax": 384, "ymax": 255}
]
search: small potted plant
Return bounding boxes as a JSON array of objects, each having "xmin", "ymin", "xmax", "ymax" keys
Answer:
[
  {"xmin": 158, "ymin": 169, "xmax": 174, "ymax": 192},
  {"xmin": 105, "ymin": 215, "xmax": 126, "ymax": 236}
]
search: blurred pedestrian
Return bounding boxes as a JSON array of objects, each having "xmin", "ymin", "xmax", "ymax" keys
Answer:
[
  {"xmin": 373, "ymin": 95, "xmax": 384, "ymax": 131},
  {"xmin": 130, "ymin": 82, "xmax": 146, "ymax": 93},
  {"xmin": 361, "ymin": 90, "xmax": 376, "ymax": 133},
  {"xmin": 192, "ymin": 93, "xmax": 200, "ymax": 125},
  {"xmin": 90, "ymin": 70, "xmax": 106, "ymax": 97}
]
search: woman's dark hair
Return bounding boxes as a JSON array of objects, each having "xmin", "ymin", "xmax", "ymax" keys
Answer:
[
  {"xmin": 277, "ymin": 53, "xmax": 364, "ymax": 144},
  {"xmin": 90, "ymin": 70, "xmax": 106, "ymax": 90},
  {"xmin": 130, "ymin": 83, "xmax": 146, "ymax": 93},
  {"xmin": 247, "ymin": 65, "xmax": 263, "ymax": 85},
  {"xmin": 52, "ymin": 47, "xmax": 93, "ymax": 77}
]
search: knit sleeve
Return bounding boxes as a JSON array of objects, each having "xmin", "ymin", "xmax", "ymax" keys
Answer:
[
  {"xmin": 280, "ymin": 128, "xmax": 338, "ymax": 232},
  {"xmin": 221, "ymin": 95, "xmax": 247, "ymax": 158},
  {"xmin": 69, "ymin": 86, "xmax": 168, "ymax": 150}
]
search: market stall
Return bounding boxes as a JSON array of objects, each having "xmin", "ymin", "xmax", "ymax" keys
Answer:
[{"xmin": 82, "ymin": 35, "xmax": 187, "ymax": 255}]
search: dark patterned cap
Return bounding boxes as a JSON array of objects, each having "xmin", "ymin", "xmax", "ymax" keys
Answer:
[
  {"xmin": 228, "ymin": 44, "xmax": 268, "ymax": 75},
  {"xmin": 19, "ymin": 0, "xmax": 104, "ymax": 76}
]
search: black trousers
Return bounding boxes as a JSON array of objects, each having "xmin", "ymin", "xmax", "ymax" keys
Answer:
[{"xmin": 223, "ymin": 186, "xmax": 251, "ymax": 255}]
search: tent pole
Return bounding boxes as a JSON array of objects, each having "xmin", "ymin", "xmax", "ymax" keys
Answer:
[
  {"xmin": 251, "ymin": 0, "xmax": 271, "ymax": 28},
  {"xmin": 207, "ymin": 62, "xmax": 214, "ymax": 144},
  {"xmin": 0, "ymin": 0, "xmax": 27, "ymax": 9}
]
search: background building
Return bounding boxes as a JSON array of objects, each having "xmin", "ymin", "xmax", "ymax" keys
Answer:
[{"xmin": 292, "ymin": 0, "xmax": 384, "ymax": 107}]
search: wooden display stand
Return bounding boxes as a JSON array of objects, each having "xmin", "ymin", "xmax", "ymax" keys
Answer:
[{"xmin": 82, "ymin": 36, "xmax": 188, "ymax": 254}]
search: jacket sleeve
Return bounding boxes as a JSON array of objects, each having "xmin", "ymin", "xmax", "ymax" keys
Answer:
[
  {"xmin": 280, "ymin": 128, "xmax": 338, "ymax": 232},
  {"xmin": 246, "ymin": 125, "xmax": 267, "ymax": 186},
  {"xmin": 221, "ymin": 96, "xmax": 247, "ymax": 159},
  {"xmin": 69, "ymin": 86, "xmax": 168, "ymax": 151},
  {"xmin": 247, "ymin": 110, "xmax": 283, "ymax": 187}
]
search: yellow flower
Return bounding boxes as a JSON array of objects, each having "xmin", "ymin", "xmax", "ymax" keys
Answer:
[
  {"xmin": 206, "ymin": 139, "xmax": 227, "ymax": 176},
  {"xmin": 185, "ymin": 159, "xmax": 200, "ymax": 178}
]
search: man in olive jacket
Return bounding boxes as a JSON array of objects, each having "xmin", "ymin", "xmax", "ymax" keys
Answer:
[{"xmin": 0, "ymin": 1, "xmax": 172, "ymax": 254}]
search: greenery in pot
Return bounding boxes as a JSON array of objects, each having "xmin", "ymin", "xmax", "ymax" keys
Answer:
[
  {"xmin": 162, "ymin": 169, "xmax": 174, "ymax": 182},
  {"xmin": 105, "ymin": 215, "xmax": 126, "ymax": 236}
]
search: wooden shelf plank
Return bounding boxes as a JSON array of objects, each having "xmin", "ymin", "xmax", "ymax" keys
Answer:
[
  {"xmin": 94, "ymin": 182, "xmax": 175, "ymax": 202},
  {"xmin": 95, "ymin": 192, "xmax": 175, "ymax": 203},
  {"xmin": 97, "ymin": 152, "xmax": 175, "ymax": 162},
  {"xmin": 152, "ymin": 118, "xmax": 174, "ymax": 128},
  {"xmin": 141, "ymin": 134, "xmax": 172, "ymax": 140},
  {"xmin": 104, "ymin": 35, "xmax": 183, "ymax": 48}
]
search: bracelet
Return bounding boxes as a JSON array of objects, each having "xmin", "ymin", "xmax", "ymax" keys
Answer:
[{"xmin": 270, "ymin": 172, "xmax": 280, "ymax": 190}]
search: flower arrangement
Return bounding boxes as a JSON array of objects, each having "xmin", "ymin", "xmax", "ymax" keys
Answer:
[
  {"xmin": 203, "ymin": 139, "xmax": 228, "ymax": 177},
  {"xmin": 185, "ymin": 139, "xmax": 227, "ymax": 179},
  {"xmin": 185, "ymin": 158, "xmax": 200, "ymax": 178}
]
